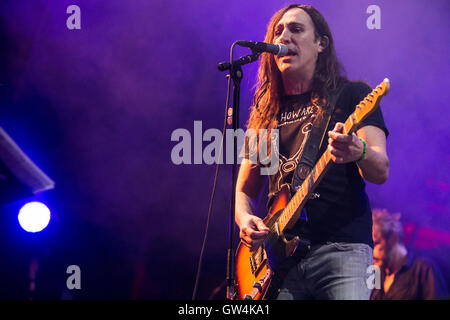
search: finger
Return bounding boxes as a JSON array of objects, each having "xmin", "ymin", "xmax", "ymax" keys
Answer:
[
  {"xmin": 328, "ymin": 146, "xmax": 344, "ymax": 163},
  {"xmin": 332, "ymin": 122, "xmax": 344, "ymax": 133},
  {"xmin": 328, "ymin": 131, "xmax": 352, "ymax": 143},
  {"xmin": 329, "ymin": 154, "xmax": 344, "ymax": 164},
  {"xmin": 242, "ymin": 225, "xmax": 268, "ymax": 240},
  {"xmin": 240, "ymin": 230, "xmax": 253, "ymax": 246},
  {"xmin": 328, "ymin": 130, "xmax": 350, "ymax": 142},
  {"xmin": 255, "ymin": 220, "xmax": 270, "ymax": 232},
  {"xmin": 328, "ymin": 137, "xmax": 350, "ymax": 150},
  {"xmin": 248, "ymin": 230, "xmax": 269, "ymax": 240},
  {"xmin": 328, "ymin": 145, "xmax": 345, "ymax": 158},
  {"xmin": 240, "ymin": 236, "xmax": 262, "ymax": 251}
]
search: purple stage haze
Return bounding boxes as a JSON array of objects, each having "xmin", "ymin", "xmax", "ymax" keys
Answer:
[{"xmin": 0, "ymin": 0, "xmax": 449, "ymax": 299}]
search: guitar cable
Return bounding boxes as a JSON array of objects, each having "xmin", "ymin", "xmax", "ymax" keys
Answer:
[{"xmin": 191, "ymin": 60, "xmax": 233, "ymax": 300}]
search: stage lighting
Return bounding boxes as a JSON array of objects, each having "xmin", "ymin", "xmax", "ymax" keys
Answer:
[{"xmin": 18, "ymin": 201, "xmax": 51, "ymax": 233}]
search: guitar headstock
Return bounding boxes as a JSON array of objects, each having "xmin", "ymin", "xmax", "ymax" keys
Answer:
[{"xmin": 353, "ymin": 78, "xmax": 390, "ymax": 124}]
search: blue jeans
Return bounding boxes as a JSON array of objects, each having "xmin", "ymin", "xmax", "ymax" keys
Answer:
[{"xmin": 276, "ymin": 242, "xmax": 373, "ymax": 300}]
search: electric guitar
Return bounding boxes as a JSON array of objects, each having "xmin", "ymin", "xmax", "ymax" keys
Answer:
[{"xmin": 234, "ymin": 78, "xmax": 390, "ymax": 300}]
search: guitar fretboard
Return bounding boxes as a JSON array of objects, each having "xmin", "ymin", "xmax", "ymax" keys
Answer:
[{"xmin": 274, "ymin": 81, "xmax": 388, "ymax": 233}]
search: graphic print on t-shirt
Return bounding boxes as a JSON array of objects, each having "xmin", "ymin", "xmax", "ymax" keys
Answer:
[
  {"xmin": 266, "ymin": 82, "xmax": 389, "ymax": 246},
  {"xmin": 268, "ymin": 94, "xmax": 319, "ymax": 199}
]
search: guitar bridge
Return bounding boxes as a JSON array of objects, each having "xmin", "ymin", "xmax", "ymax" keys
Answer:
[{"xmin": 243, "ymin": 269, "xmax": 273, "ymax": 300}]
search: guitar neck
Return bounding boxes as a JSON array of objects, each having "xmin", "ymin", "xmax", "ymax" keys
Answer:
[
  {"xmin": 274, "ymin": 78, "xmax": 389, "ymax": 234},
  {"xmin": 276, "ymin": 112, "xmax": 358, "ymax": 232}
]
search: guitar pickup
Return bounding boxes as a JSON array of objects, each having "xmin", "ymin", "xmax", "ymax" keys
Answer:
[{"xmin": 249, "ymin": 247, "xmax": 268, "ymax": 275}]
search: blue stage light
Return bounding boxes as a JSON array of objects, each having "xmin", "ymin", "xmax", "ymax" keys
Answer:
[{"xmin": 18, "ymin": 202, "xmax": 51, "ymax": 233}]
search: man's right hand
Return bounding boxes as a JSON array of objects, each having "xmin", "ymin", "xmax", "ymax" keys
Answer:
[{"xmin": 238, "ymin": 214, "xmax": 270, "ymax": 252}]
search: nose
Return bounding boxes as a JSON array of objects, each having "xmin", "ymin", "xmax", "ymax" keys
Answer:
[{"xmin": 278, "ymin": 28, "xmax": 291, "ymax": 45}]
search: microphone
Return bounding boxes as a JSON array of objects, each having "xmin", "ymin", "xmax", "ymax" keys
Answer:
[{"xmin": 236, "ymin": 40, "xmax": 288, "ymax": 57}]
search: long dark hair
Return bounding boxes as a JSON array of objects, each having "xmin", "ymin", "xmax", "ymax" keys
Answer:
[{"xmin": 248, "ymin": 4, "xmax": 347, "ymax": 131}]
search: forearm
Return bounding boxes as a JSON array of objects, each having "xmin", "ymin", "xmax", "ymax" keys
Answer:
[
  {"xmin": 235, "ymin": 189, "xmax": 269, "ymax": 251},
  {"xmin": 328, "ymin": 124, "xmax": 389, "ymax": 184},
  {"xmin": 235, "ymin": 159, "xmax": 265, "ymax": 227},
  {"xmin": 356, "ymin": 144, "xmax": 389, "ymax": 184},
  {"xmin": 235, "ymin": 191, "xmax": 258, "ymax": 227}
]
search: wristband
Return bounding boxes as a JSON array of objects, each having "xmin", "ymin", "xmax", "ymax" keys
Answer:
[{"xmin": 356, "ymin": 137, "xmax": 367, "ymax": 162}]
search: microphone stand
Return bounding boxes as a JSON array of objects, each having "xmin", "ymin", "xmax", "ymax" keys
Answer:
[{"xmin": 218, "ymin": 50, "xmax": 260, "ymax": 300}]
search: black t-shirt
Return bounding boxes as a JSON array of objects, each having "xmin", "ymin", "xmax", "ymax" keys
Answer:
[{"xmin": 267, "ymin": 81, "xmax": 389, "ymax": 247}]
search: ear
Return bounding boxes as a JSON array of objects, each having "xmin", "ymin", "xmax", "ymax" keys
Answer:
[{"xmin": 318, "ymin": 35, "xmax": 329, "ymax": 53}]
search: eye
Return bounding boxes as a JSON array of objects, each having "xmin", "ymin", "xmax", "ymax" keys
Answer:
[{"xmin": 290, "ymin": 26, "xmax": 303, "ymax": 33}]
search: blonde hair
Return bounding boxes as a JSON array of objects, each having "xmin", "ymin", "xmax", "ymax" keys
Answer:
[{"xmin": 372, "ymin": 208, "xmax": 404, "ymax": 243}]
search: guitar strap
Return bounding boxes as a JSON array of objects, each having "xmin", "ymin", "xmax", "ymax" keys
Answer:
[
  {"xmin": 269, "ymin": 86, "xmax": 344, "ymax": 295},
  {"xmin": 291, "ymin": 83, "xmax": 345, "ymax": 191}
]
